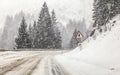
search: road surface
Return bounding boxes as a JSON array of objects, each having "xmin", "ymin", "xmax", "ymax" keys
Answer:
[{"xmin": 0, "ymin": 50, "xmax": 69, "ymax": 75}]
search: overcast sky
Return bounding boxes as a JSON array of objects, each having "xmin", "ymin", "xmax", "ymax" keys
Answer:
[{"xmin": 0, "ymin": 0, "xmax": 93, "ymax": 29}]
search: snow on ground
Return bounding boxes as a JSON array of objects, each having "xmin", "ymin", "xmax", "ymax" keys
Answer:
[
  {"xmin": 32, "ymin": 55, "xmax": 69, "ymax": 75},
  {"xmin": 55, "ymin": 15, "xmax": 120, "ymax": 75},
  {"xmin": 1, "ymin": 16, "xmax": 120, "ymax": 75},
  {"xmin": 0, "ymin": 51, "xmax": 42, "ymax": 74},
  {"xmin": 0, "ymin": 50, "xmax": 68, "ymax": 75}
]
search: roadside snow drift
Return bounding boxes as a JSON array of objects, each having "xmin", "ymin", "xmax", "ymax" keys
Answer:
[{"xmin": 55, "ymin": 15, "xmax": 120, "ymax": 75}]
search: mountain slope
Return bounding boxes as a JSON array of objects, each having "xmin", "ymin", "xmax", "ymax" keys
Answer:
[{"xmin": 55, "ymin": 15, "xmax": 120, "ymax": 75}]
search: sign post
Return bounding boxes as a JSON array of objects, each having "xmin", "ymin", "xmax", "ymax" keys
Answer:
[{"xmin": 75, "ymin": 31, "xmax": 84, "ymax": 50}]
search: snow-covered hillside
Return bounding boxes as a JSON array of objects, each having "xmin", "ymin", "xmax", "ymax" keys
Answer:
[{"xmin": 55, "ymin": 15, "xmax": 120, "ymax": 75}]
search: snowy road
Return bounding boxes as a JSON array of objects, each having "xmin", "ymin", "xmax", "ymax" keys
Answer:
[
  {"xmin": 0, "ymin": 51, "xmax": 69, "ymax": 75},
  {"xmin": 31, "ymin": 56, "xmax": 69, "ymax": 75}
]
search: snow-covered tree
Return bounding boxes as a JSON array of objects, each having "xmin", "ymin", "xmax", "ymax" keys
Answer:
[
  {"xmin": 92, "ymin": 0, "xmax": 120, "ymax": 34},
  {"xmin": 28, "ymin": 23, "xmax": 34, "ymax": 48},
  {"xmin": 109, "ymin": 0, "xmax": 120, "ymax": 19},
  {"xmin": 0, "ymin": 16, "xmax": 13, "ymax": 49},
  {"xmin": 70, "ymin": 29, "xmax": 79, "ymax": 49},
  {"xmin": 51, "ymin": 10, "xmax": 62, "ymax": 49},
  {"xmin": 32, "ymin": 21, "xmax": 37, "ymax": 48},
  {"xmin": 62, "ymin": 19, "xmax": 87, "ymax": 49},
  {"xmin": 93, "ymin": 0, "xmax": 109, "ymax": 28},
  {"xmin": 15, "ymin": 17, "xmax": 32, "ymax": 49},
  {"xmin": 28, "ymin": 24, "xmax": 32, "ymax": 38},
  {"xmin": 35, "ymin": 2, "xmax": 55, "ymax": 49}
]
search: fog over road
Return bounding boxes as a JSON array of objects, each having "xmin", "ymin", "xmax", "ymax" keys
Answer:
[{"xmin": 0, "ymin": 50, "xmax": 69, "ymax": 75}]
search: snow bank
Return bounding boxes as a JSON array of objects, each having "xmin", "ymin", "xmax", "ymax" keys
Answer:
[{"xmin": 55, "ymin": 15, "xmax": 120, "ymax": 75}]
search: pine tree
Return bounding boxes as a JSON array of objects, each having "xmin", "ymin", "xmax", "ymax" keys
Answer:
[
  {"xmin": 28, "ymin": 24, "xmax": 34, "ymax": 48},
  {"xmin": 92, "ymin": 0, "xmax": 112, "ymax": 36},
  {"xmin": 93, "ymin": 0, "xmax": 109, "ymax": 27},
  {"xmin": 51, "ymin": 10, "xmax": 62, "ymax": 49},
  {"xmin": 109, "ymin": 0, "xmax": 120, "ymax": 19},
  {"xmin": 92, "ymin": 0, "xmax": 120, "ymax": 34},
  {"xmin": 28, "ymin": 24, "xmax": 32, "ymax": 39},
  {"xmin": 36, "ymin": 2, "xmax": 55, "ymax": 49},
  {"xmin": 32, "ymin": 21, "xmax": 37, "ymax": 48},
  {"xmin": 70, "ymin": 29, "xmax": 79, "ymax": 49},
  {"xmin": 51, "ymin": 10, "xmax": 57, "ymax": 25},
  {"xmin": 15, "ymin": 17, "xmax": 31, "ymax": 49}
]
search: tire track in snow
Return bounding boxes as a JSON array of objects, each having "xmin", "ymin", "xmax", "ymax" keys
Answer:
[
  {"xmin": 0, "ymin": 51, "xmax": 68, "ymax": 75},
  {"xmin": 3, "ymin": 54, "xmax": 42, "ymax": 75},
  {"xmin": 50, "ymin": 57, "xmax": 70, "ymax": 75},
  {"xmin": 0, "ymin": 58, "xmax": 27, "ymax": 75},
  {"xmin": 32, "ymin": 56, "xmax": 69, "ymax": 75},
  {"xmin": 0, "ymin": 53, "xmax": 40, "ymax": 74}
]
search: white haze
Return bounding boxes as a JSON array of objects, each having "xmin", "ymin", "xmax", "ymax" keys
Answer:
[{"xmin": 0, "ymin": 0, "xmax": 93, "ymax": 29}]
